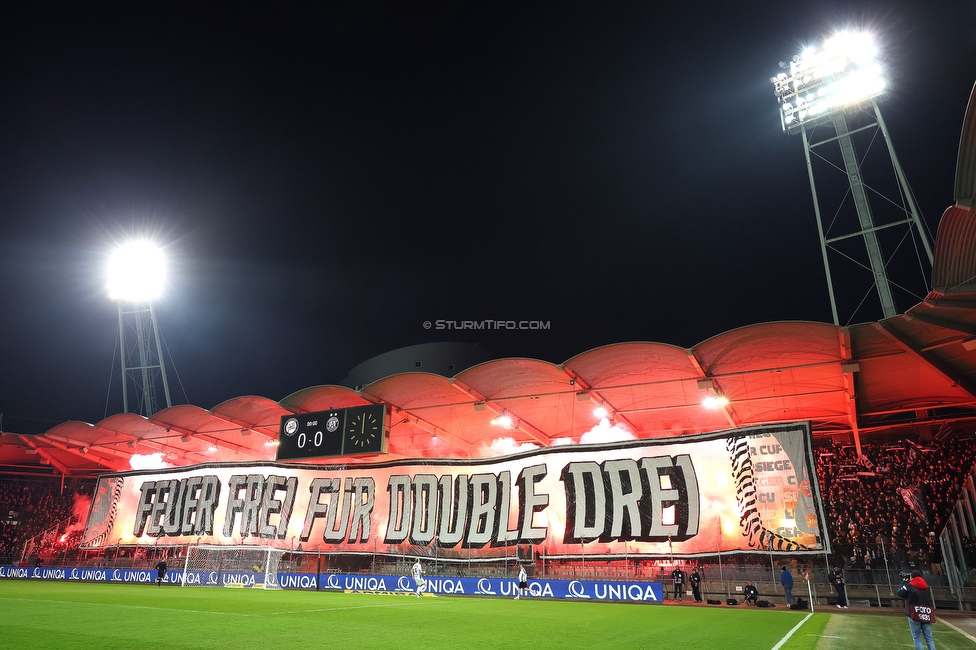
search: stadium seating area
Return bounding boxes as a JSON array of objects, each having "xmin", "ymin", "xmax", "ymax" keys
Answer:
[
  {"xmin": 816, "ymin": 437, "xmax": 976, "ymax": 571},
  {"xmin": 0, "ymin": 480, "xmax": 91, "ymax": 563}
]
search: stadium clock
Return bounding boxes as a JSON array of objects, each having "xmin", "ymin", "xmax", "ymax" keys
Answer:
[
  {"xmin": 276, "ymin": 404, "xmax": 387, "ymax": 461},
  {"xmin": 342, "ymin": 405, "xmax": 384, "ymax": 453}
]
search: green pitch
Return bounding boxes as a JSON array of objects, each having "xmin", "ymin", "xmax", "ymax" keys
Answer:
[{"xmin": 0, "ymin": 581, "xmax": 971, "ymax": 649}]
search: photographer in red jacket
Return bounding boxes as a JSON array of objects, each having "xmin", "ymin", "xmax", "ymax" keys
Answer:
[{"xmin": 897, "ymin": 570, "xmax": 936, "ymax": 650}]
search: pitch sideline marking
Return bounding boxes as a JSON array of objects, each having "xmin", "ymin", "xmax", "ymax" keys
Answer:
[
  {"xmin": 770, "ymin": 612, "xmax": 814, "ymax": 650},
  {"xmin": 0, "ymin": 596, "xmax": 425, "ymax": 617},
  {"xmin": 939, "ymin": 618, "xmax": 976, "ymax": 643}
]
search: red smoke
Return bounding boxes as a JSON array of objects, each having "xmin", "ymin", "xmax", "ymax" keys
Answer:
[{"xmin": 67, "ymin": 493, "xmax": 92, "ymax": 532}]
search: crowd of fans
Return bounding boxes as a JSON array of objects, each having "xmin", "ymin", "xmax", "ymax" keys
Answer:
[
  {"xmin": 0, "ymin": 480, "xmax": 90, "ymax": 562},
  {"xmin": 816, "ymin": 437, "xmax": 976, "ymax": 572}
]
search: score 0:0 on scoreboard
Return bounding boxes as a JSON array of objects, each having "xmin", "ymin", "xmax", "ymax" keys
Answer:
[{"xmin": 276, "ymin": 404, "xmax": 387, "ymax": 461}]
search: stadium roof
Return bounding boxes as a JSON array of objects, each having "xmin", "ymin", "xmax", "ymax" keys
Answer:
[
  {"xmin": 5, "ymin": 259, "xmax": 976, "ymax": 478},
  {"xmin": 4, "ymin": 86, "xmax": 976, "ymax": 479}
]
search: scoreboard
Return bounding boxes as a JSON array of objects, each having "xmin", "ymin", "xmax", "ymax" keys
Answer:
[{"xmin": 276, "ymin": 404, "xmax": 387, "ymax": 461}]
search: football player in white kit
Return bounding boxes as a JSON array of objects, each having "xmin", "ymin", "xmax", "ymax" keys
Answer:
[
  {"xmin": 412, "ymin": 560, "xmax": 425, "ymax": 597},
  {"xmin": 515, "ymin": 565, "xmax": 528, "ymax": 600}
]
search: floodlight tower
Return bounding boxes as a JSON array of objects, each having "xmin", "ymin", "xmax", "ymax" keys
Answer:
[
  {"xmin": 107, "ymin": 241, "xmax": 172, "ymax": 417},
  {"xmin": 771, "ymin": 32, "xmax": 934, "ymax": 325}
]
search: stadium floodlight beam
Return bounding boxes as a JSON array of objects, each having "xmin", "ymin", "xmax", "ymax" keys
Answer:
[
  {"xmin": 107, "ymin": 241, "xmax": 166, "ymax": 302},
  {"xmin": 772, "ymin": 31, "xmax": 934, "ymax": 326},
  {"xmin": 773, "ymin": 32, "xmax": 885, "ymax": 135},
  {"xmin": 702, "ymin": 395, "xmax": 729, "ymax": 410},
  {"xmin": 108, "ymin": 240, "xmax": 172, "ymax": 418}
]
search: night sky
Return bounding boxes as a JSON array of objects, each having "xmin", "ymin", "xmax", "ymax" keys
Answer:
[{"xmin": 1, "ymin": 3, "xmax": 974, "ymax": 433}]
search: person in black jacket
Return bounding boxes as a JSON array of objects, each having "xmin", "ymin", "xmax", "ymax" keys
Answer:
[
  {"xmin": 743, "ymin": 581, "xmax": 759, "ymax": 605},
  {"xmin": 689, "ymin": 569, "xmax": 702, "ymax": 603},
  {"xmin": 897, "ymin": 570, "xmax": 936, "ymax": 650},
  {"xmin": 830, "ymin": 566, "xmax": 848, "ymax": 609},
  {"xmin": 671, "ymin": 567, "xmax": 685, "ymax": 601},
  {"xmin": 155, "ymin": 559, "xmax": 167, "ymax": 587}
]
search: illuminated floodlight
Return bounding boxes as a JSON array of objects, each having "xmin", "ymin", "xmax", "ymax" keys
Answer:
[
  {"xmin": 702, "ymin": 395, "xmax": 729, "ymax": 410},
  {"xmin": 771, "ymin": 31, "xmax": 885, "ymax": 133},
  {"xmin": 593, "ymin": 406, "xmax": 608, "ymax": 419},
  {"xmin": 490, "ymin": 415, "xmax": 514, "ymax": 429},
  {"xmin": 107, "ymin": 240, "xmax": 166, "ymax": 301}
]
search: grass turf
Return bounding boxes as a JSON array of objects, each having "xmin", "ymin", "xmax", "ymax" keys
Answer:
[{"xmin": 0, "ymin": 581, "xmax": 971, "ymax": 649}]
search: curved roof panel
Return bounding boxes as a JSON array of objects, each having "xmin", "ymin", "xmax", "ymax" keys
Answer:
[
  {"xmin": 932, "ymin": 205, "xmax": 976, "ymax": 295},
  {"xmin": 457, "ymin": 358, "xmax": 571, "ymax": 400},
  {"xmin": 954, "ymin": 81, "xmax": 976, "ymax": 208},
  {"xmin": 211, "ymin": 396, "xmax": 291, "ymax": 430},
  {"xmin": 279, "ymin": 385, "xmax": 369, "ymax": 413},
  {"xmin": 565, "ymin": 342, "xmax": 699, "ymax": 388},
  {"xmin": 365, "ymin": 372, "xmax": 467, "ymax": 410}
]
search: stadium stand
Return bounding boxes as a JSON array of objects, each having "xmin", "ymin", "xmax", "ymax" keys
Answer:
[
  {"xmin": 817, "ymin": 437, "xmax": 975, "ymax": 572},
  {"xmin": 0, "ymin": 480, "xmax": 92, "ymax": 564}
]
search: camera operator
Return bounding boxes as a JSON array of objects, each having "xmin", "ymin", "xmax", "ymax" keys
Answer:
[{"xmin": 897, "ymin": 570, "xmax": 936, "ymax": 650}]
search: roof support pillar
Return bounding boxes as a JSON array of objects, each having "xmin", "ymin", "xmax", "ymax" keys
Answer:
[
  {"xmin": 686, "ymin": 351, "xmax": 739, "ymax": 429},
  {"xmin": 839, "ymin": 327, "xmax": 862, "ymax": 456},
  {"xmin": 559, "ymin": 366, "xmax": 641, "ymax": 433},
  {"xmin": 18, "ymin": 436, "xmax": 70, "ymax": 477},
  {"xmin": 874, "ymin": 321, "xmax": 976, "ymax": 399}
]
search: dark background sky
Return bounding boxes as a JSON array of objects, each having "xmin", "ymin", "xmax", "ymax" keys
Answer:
[{"xmin": 1, "ymin": 3, "xmax": 974, "ymax": 433}]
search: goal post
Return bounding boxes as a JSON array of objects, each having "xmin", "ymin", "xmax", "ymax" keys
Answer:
[{"xmin": 181, "ymin": 545, "xmax": 285, "ymax": 589}]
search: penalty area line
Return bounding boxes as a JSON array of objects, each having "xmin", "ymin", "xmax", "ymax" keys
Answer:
[{"xmin": 770, "ymin": 612, "xmax": 814, "ymax": 650}]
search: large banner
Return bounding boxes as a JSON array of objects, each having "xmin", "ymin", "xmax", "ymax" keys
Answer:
[{"xmin": 81, "ymin": 422, "xmax": 828, "ymax": 557}]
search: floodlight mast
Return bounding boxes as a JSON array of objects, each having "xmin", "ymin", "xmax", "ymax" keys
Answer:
[
  {"xmin": 108, "ymin": 242, "xmax": 172, "ymax": 417},
  {"xmin": 772, "ymin": 32, "xmax": 934, "ymax": 326}
]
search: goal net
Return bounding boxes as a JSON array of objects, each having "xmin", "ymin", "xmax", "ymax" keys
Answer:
[{"xmin": 181, "ymin": 545, "xmax": 285, "ymax": 589}]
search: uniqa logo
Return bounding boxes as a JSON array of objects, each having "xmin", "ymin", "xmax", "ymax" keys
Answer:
[
  {"xmin": 343, "ymin": 576, "xmax": 388, "ymax": 591},
  {"xmin": 123, "ymin": 571, "xmax": 152, "ymax": 582},
  {"xmin": 222, "ymin": 573, "xmax": 256, "ymax": 587},
  {"xmin": 567, "ymin": 581, "xmax": 590, "ymax": 598},
  {"xmin": 0, "ymin": 567, "xmax": 28, "ymax": 578},
  {"xmin": 593, "ymin": 583, "xmax": 660, "ymax": 601},
  {"xmin": 476, "ymin": 578, "xmax": 495, "ymax": 595},
  {"xmin": 77, "ymin": 569, "xmax": 107, "ymax": 581},
  {"xmin": 279, "ymin": 574, "xmax": 316, "ymax": 589},
  {"xmin": 424, "ymin": 579, "xmax": 464, "ymax": 594}
]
